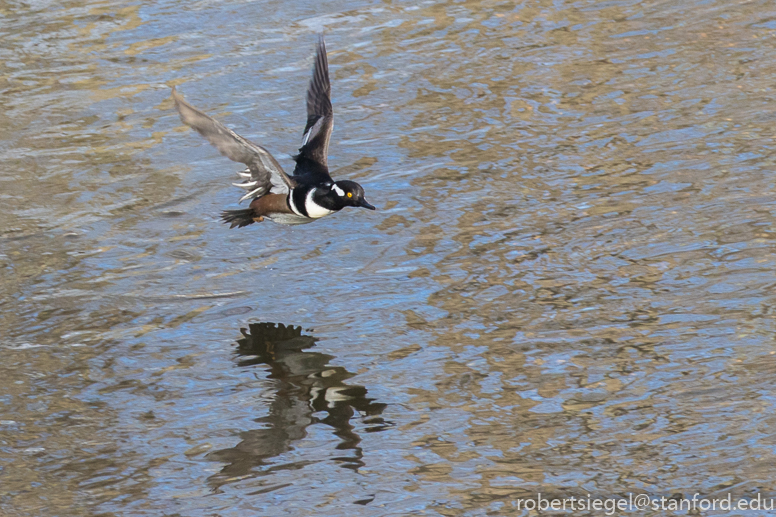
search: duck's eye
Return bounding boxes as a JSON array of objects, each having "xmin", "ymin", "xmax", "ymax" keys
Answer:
[{"xmin": 347, "ymin": 192, "xmax": 353, "ymax": 198}]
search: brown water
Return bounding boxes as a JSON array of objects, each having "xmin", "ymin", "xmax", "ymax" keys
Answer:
[{"xmin": 3, "ymin": 0, "xmax": 776, "ymax": 515}]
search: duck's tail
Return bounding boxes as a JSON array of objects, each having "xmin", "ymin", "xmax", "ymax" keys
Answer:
[{"xmin": 221, "ymin": 209, "xmax": 258, "ymax": 229}]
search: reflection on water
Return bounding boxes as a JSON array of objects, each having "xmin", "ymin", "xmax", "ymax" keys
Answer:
[{"xmin": 207, "ymin": 323, "xmax": 387, "ymax": 488}]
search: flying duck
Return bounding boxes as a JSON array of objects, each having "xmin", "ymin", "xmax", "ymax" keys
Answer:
[{"xmin": 172, "ymin": 35, "xmax": 375, "ymax": 228}]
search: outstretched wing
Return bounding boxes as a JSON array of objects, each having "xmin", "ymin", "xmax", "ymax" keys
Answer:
[
  {"xmin": 172, "ymin": 87, "xmax": 296, "ymax": 202},
  {"xmin": 294, "ymin": 35, "xmax": 333, "ymax": 179}
]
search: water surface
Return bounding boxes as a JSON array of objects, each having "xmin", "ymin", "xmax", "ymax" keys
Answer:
[{"xmin": 3, "ymin": 0, "xmax": 776, "ymax": 515}]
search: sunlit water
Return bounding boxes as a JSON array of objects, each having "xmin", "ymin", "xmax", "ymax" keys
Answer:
[{"xmin": 3, "ymin": 0, "xmax": 776, "ymax": 515}]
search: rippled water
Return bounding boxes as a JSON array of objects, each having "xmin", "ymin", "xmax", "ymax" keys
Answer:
[{"xmin": 3, "ymin": 0, "xmax": 776, "ymax": 515}]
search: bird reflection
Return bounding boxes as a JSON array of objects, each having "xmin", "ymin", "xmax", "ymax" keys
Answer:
[{"xmin": 207, "ymin": 322, "xmax": 387, "ymax": 487}]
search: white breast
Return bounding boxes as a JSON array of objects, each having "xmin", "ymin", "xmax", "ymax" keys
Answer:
[
  {"xmin": 267, "ymin": 213, "xmax": 316, "ymax": 225},
  {"xmin": 304, "ymin": 188, "xmax": 334, "ymax": 219}
]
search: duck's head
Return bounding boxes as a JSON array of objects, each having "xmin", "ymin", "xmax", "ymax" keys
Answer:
[{"xmin": 329, "ymin": 180, "xmax": 375, "ymax": 210}]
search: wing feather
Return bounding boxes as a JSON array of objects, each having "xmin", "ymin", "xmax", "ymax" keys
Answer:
[
  {"xmin": 295, "ymin": 35, "xmax": 333, "ymax": 176},
  {"xmin": 172, "ymin": 87, "xmax": 296, "ymax": 199}
]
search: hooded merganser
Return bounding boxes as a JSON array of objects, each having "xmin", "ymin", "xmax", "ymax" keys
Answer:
[{"xmin": 172, "ymin": 35, "xmax": 375, "ymax": 228}]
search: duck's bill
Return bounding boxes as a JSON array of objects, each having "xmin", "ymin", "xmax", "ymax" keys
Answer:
[{"xmin": 358, "ymin": 199, "xmax": 376, "ymax": 210}]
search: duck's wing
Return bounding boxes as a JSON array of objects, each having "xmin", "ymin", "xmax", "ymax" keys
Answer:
[
  {"xmin": 294, "ymin": 35, "xmax": 334, "ymax": 180},
  {"xmin": 172, "ymin": 87, "xmax": 296, "ymax": 201}
]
